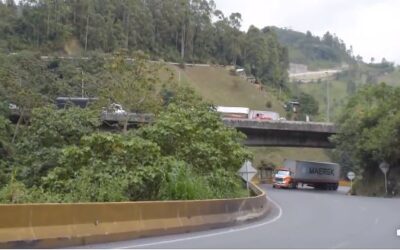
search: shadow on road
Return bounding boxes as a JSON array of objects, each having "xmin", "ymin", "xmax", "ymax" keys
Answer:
[{"xmin": 262, "ymin": 184, "xmax": 351, "ymax": 196}]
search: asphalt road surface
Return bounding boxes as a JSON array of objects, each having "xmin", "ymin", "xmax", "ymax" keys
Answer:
[{"xmin": 82, "ymin": 185, "xmax": 400, "ymax": 249}]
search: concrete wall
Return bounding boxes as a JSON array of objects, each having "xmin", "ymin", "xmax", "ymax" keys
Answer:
[{"xmin": 0, "ymin": 184, "xmax": 268, "ymax": 248}]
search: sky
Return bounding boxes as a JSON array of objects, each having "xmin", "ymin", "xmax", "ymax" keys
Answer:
[{"xmin": 214, "ymin": 0, "xmax": 400, "ymax": 65}]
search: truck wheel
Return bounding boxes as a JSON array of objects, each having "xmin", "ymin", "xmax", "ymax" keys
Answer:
[
  {"xmin": 272, "ymin": 184, "xmax": 276, "ymax": 189},
  {"xmin": 291, "ymin": 182, "xmax": 297, "ymax": 189},
  {"xmin": 315, "ymin": 184, "xmax": 323, "ymax": 190},
  {"xmin": 333, "ymin": 183, "xmax": 339, "ymax": 191}
]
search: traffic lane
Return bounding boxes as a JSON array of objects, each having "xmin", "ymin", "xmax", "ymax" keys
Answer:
[
  {"xmin": 132, "ymin": 185, "xmax": 400, "ymax": 249},
  {"xmin": 81, "ymin": 185, "xmax": 400, "ymax": 248},
  {"xmin": 262, "ymin": 185, "xmax": 400, "ymax": 249}
]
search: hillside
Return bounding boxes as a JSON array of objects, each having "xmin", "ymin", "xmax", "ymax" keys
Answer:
[
  {"xmin": 271, "ymin": 26, "xmax": 353, "ymax": 69},
  {"xmin": 171, "ymin": 65, "xmax": 285, "ymax": 113},
  {"xmin": 295, "ymin": 62, "xmax": 398, "ymax": 122},
  {"xmin": 170, "ymin": 65, "xmax": 332, "ymax": 168}
]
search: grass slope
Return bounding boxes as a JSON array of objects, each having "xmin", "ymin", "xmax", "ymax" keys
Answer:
[
  {"xmin": 295, "ymin": 80, "xmax": 348, "ymax": 122},
  {"xmin": 169, "ymin": 64, "xmax": 332, "ymax": 167},
  {"xmin": 172, "ymin": 65, "xmax": 285, "ymax": 113}
]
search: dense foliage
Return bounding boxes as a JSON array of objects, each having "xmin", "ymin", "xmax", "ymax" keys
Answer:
[
  {"xmin": 0, "ymin": 0, "xmax": 289, "ymax": 88},
  {"xmin": 0, "ymin": 103, "xmax": 251, "ymax": 203},
  {"xmin": 332, "ymin": 83, "xmax": 400, "ymax": 195},
  {"xmin": 272, "ymin": 26, "xmax": 353, "ymax": 68},
  {"xmin": 0, "ymin": 50, "xmax": 251, "ymax": 203}
]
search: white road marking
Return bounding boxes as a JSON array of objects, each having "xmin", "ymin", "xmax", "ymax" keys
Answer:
[
  {"xmin": 119, "ymin": 197, "xmax": 283, "ymax": 249},
  {"xmin": 397, "ymin": 229, "xmax": 400, "ymax": 236}
]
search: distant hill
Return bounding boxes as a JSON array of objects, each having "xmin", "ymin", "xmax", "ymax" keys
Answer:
[{"xmin": 270, "ymin": 26, "xmax": 353, "ymax": 69}]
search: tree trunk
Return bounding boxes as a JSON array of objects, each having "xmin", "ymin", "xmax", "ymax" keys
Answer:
[
  {"xmin": 47, "ymin": 3, "xmax": 50, "ymax": 39},
  {"xmin": 181, "ymin": 23, "xmax": 185, "ymax": 60},
  {"xmin": 123, "ymin": 115, "xmax": 129, "ymax": 134},
  {"xmin": 126, "ymin": 11, "xmax": 130, "ymax": 49},
  {"xmin": 176, "ymin": 31, "xmax": 178, "ymax": 51},
  {"xmin": 73, "ymin": 1, "xmax": 76, "ymax": 24},
  {"xmin": 85, "ymin": 14, "xmax": 89, "ymax": 52},
  {"xmin": 12, "ymin": 109, "xmax": 24, "ymax": 144}
]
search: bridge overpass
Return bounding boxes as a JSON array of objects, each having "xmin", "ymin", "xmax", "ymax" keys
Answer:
[
  {"xmin": 223, "ymin": 119, "xmax": 336, "ymax": 148},
  {"xmin": 9, "ymin": 110, "xmax": 336, "ymax": 148},
  {"xmin": 101, "ymin": 113, "xmax": 337, "ymax": 148}
]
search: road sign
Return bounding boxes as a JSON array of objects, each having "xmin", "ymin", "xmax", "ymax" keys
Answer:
[
  {"xmin": 379, "ymin": 161, "xmax": 390, "ymax": 174},
  {"xmin": 347, "ymin": 171, "xmax": 356, "ymax": 194},
  {"xmin": 379, "ymin": 161, "xmax": 390, "ymax": 195},
  {"xmin": 238, "ymin": 160, "xmax": 257, "ymax": 182},
  {"xmin": 347, "ymin": 171, "xmax": 355, "ymax": 180}
]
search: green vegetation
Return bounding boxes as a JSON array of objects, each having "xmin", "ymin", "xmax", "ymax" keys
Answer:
[
  {"xmin": 168, "ymin": 64, "xmax": 331, "ymax": 167},
  {"xmin": 332, "ymin": 83, "xmax": 400, "ymax": 196},
  {"xmin": 272, "ymin": 27, "xmax": 353, "ymax": 69},
  {"xmin": 250, "ymin": 147, "xmax": 332, "ymax": 169},
  {"xmin": 297, "ymin": 61, "xmax": 397, "ymax": 122},
  {"xmin": 0, "ymin": 52, "xmax": 252, "ymax": 203},
  {"xmin": 172, "ymin": 65, "xmax": 286, "ymax": 113},
  {"xmin": 0, "ymin": 0, "xmax": 288, "ymax": 90},
  {"xmin": 0, "ymin": 105, "xmax": 252, "ymax": 203}
]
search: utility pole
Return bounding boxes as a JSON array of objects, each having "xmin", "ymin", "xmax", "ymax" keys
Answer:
[
  {"xmin": 81, "ymin": 69, "xmax": 84, "ymax": 97},
  {"xmin": 326, "ymin": 79, "xmax": 330, "ymax": 122}
]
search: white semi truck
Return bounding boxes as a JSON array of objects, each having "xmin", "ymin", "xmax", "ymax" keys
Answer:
[{"xmin": 273, "ymin": 160, "xmax": 341, "ymax": 190}]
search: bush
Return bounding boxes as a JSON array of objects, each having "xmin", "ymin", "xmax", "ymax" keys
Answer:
[
  {"xmin": 0, "ymin": 176, "xmax": 31, "ymax": 204},
  {"xmin": 207, "ymin": 169, "xmax": 249, "ymax": 198},
  {"xmin": 158, "ymin": 162, "xmax": 213, "ymax": 200},
  {"xmin": 138, "ymin": 104, "xmax": 251, "ymax": 174}
]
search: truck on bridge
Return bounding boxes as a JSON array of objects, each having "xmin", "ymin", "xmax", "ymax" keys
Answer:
[{"xmin": 273, "ymin": 160, "xmax": 341, "ymax": 190}]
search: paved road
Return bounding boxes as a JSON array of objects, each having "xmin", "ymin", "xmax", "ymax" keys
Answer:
[{"xmin": 82, "ymin": 185, "xmax": 400, "ymax": 249}]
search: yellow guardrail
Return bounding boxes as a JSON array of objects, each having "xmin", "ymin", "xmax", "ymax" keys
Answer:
[{"xmin": 0, "ymin": 184, "xmax": 268, "ymax": 248}]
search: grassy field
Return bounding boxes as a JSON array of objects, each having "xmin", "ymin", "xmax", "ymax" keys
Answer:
[
  {"xmin": 295, "ymin": 80, "xmax": 349, "ymax": 122},
  {"xmin": 378, "ymin": 69, "xmax": 400, "ymax": 86},
  {"xmin": 297, "ymin": 68, "xmax": 400, "ymax": 123},
  {"xmin": 167, "ymin": 64, "xmax": 332, "ymax": 167},
  {"xmin": 170, "ymin": 65, "xmax": 286, "ymax": 114},
  {"xmin": 249, "ymin": 147, "xmax": 332, "ymax": 167}
]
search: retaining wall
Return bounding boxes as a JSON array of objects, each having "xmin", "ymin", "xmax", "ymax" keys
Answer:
[{"xmin": 0, "ymin": 183, "xmax": 268, "ymax": 248}]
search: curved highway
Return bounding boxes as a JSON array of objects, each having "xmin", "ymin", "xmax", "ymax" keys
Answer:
[{"xmin": 82, "ymin": 185, "xmax": 400, "ymax": 249}]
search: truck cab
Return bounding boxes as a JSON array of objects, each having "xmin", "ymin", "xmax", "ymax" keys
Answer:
[{"xmin": 272, "ymin": 169, "xmax": 296, "ymax": 189}]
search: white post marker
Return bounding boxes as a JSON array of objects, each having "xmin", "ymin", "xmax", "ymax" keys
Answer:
[
  {"xmin": 347, "ymin": 171, "xmax": 355, "ymax": 193},
  {"xmin": 238, "ymin": 160, "xmax": 257, "ymax": 191},
  {"xmin": 379, "ymin": 161, "xmax": 390, "ymax": 196}
]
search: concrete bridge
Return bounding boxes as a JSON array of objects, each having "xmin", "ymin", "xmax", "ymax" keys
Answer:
[
  {"xmin": 101, "ymin": 113, "xmax": 337, "ymax": 148},
  {"xmin": 223, "ymin": 119, "xmax": 337, "ymax": 148},
  {"xmin": 9, "ymin": 110, "xmax": 337, "ymax": 148}
]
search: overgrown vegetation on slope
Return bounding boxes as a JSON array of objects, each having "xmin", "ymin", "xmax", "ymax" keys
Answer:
[
  {"xmin": 272, "ymin": 26, "xmax": 354, "ymax": 69},
  {"xmin": 296, "ymin": 61, "xmax": 397, "ymax": 122},
  {"xmin": 0, "ymin": 53, "xmax": 251, "ymax": 203},
  {"xmin": 332, "ymin": 83, "xmax": 400, "ymax": 196},
  {"xmin": 0, "ymin": 0, "xmax": 288, "ymax": 89}
]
